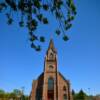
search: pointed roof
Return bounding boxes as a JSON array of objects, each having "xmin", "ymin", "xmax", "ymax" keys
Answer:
[
  {"xmin": 49, "ymin": 39, "xmax": 54, "ymax": 49},
  {"xmin": 47, "ymin": 39, "xmax": 57, "ymax": 53}
]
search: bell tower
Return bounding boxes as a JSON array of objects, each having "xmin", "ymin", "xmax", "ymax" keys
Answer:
[
  {"xmin": 44, "ymin": 39, "xmax": 57, "ymax": 73},
  {"xmin": 42, "ymin": 39, "xmax": 58, "ymax": 100}
]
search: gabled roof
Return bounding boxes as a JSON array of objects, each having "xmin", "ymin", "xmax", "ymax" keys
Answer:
[
  {"xmin": 36, "ymin": 72, "xmax": 69, "ymax": 85},
  {"xmin": 58, "ymin": 72, "xmax": 70, "ymax": 84}
]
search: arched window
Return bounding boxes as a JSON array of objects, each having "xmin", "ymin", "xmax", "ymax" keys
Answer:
[
  {"xmin": 50, "ymin": 53, "xmax": 53, "ymax": 59},
  {"xmin": 49, "ymin": 65, "xmax": 53, "ymax": 70},
  {"xmin": 63, "ymin": 86, "xmax": 66, "ymax": 91},
  {"xmin": 63, "ymin": 94, "xmax": 67, "ymax": 100},
  {"xmin": 48, "ymin": 77, "xmax": 54, "ymax": 90}
]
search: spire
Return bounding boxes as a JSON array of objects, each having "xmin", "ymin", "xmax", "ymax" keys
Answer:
[
  {"xmin": 49, "ymin": 39, "xmax": 54, "ymax": 49},
  {"xmin": 48, "ymin": 39, "xmax": 56, "ymax": 53},
  {"xmin": 45, "ymin": 39, "xmax": 57, "ymax": 62}
]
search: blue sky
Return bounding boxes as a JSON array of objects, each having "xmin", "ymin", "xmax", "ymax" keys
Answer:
[{"xmin": 0, "ymin": 0, "xmax": 100, "ymax": 95}]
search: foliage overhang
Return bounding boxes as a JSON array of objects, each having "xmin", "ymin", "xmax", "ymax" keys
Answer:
[{"xmin": 0, "ymin": 0, "xmax": 77, "ymax": 51}]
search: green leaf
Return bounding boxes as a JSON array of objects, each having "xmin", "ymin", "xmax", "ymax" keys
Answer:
[
  {"xmin": 35, "ymin": 45, "xmax": 41, "ymax": 51},
  {"xmin": 64, "ymin": 20, "xmax": 68, "ymax": 25},
  {"xmin": 40, "ymin": 36, "xmax": 45, "ymax": 42},
  {"xmin": 56, "ymin": 1, "xmax": 63, "ymax": 9},
  {"xmin": 30, "ymin": 19, "xmax": 38, "ymax": 30},
  {"xmin": 7, "ymin": 18, "xmax": 13, "ymax": 25},
  {"xmin": 37, "ymin": 14, "xmax": 43, "ymax": 21},
  {"xmin": 42, "ymin": 18, "xmax": 48, "ymax": 24},
  {"xmin": 70, "ymin": 16, "xmax": 74, "ymax": 20},
  {"xmin": 32, "ymin": 8, "xmax": 37, "ymax": 14},
  {"xmin": 5, "ymin": 0, "xmax": 17, "ymax": 11},
  {"xmin": 31, "ymin": 43, "xmax": 36, "ymax": 48},
  {"xmin": 65, "ymin": 24, "xmax": 72, "ymax": 30},
  {"xmin": 67, "ymin": 16, "xmax": 74, "ymax": 22},
  {"xmin": 71, "ymin": 4, "xmax": 76, "ymax": 12},
  {"xmin": 31, "ymin": 19, "xmax": 38, "ymax": 26},
  {"xmin": 31, "ymin": 43, "xmax": 41, "ymax": 51},
  {"xmin": 0, "ymin": 3, "xmax": 7, "ymax": 12},
  {"xmin": 18, "ymin": 1, "xmax": 24, "ymax": 11},
  {"xmin": 63, "ymin": 35, "xmax": 69, "ymax": 41},
  {"xmin": 55, "ymin": 29, "xmax": 61, "ymax": 35},
  {"xmin": 43, "ymin": 4, "xmax": 49, "ymax": 10},
  {"xmin": 34, "ymin": 0, "xmax": 41, "ymax": 9},
  {"xmin": 19, "ymin": 21, "xmax": 24, "ymax": 27},
  {"xmin": 55, "ymin": 11, "xmax": 62, "ymax": 18},
  {"xmin": 30, "ymin": 35, "xmax": 38, "ymax": 41}
]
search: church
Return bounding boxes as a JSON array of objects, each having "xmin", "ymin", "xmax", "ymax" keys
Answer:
[{"xmin": 30, "ymin": 39, "xmax": 73, "ymax": 100}]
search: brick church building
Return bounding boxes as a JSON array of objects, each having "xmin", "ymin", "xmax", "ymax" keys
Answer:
[{"xmin": 30, "ymin": 39, "xmax": 73, "ymax": 100}]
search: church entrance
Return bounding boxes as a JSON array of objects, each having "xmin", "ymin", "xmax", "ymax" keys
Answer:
[
  {"xmin": 48, "ymin": 90, "xmax": 54, "ymax": 100},
  {"xmin": 48, "ymin": 77, "xmax": 54, "ymax": 100}
]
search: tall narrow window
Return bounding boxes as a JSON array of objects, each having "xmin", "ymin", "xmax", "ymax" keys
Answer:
[
  {"xmin": 48, "ymin": 77, "xmax": 54, "ymax": 100},
  {"xmin": 50, "ymin": 53, "xmax": 53, "ymax": 60},
  {"xmin": 48, "ymin": 77, "xmax": 54, "ymax": 90},
  {"xmin": 63, "ymin": 86, "xmax": 67, "ymax": 92},
  {"xmin": 63, "ymin": 94, "xmax": 67, "ymax": 100}
]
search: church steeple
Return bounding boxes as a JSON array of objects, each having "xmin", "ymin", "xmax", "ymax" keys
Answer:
[
  {"xmin": 48, "ymin": 39, "xmax": 56, "ymax": 51},
  {"xmin": 44, "ymin": 39, "xmax": 57, "ymax": 73},
  {"xmin": 43, "ymin": 39, "xmax": 58, "ymax": 100},
  {"xmin": 46, "ymin": 39, "xmax": 57, "ymax": 61}
]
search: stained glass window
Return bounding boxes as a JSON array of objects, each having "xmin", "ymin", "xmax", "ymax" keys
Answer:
[{"xmin": 48, "ymin": 77, "xmax": 54, "ymax": 90}]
